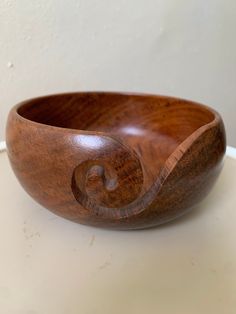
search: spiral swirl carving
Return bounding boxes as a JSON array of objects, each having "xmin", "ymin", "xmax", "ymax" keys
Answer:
[{"xmin": 71, "ymin": 135, "xmax": 144, "ymax": 217}]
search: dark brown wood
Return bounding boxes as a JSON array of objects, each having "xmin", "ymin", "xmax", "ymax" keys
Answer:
[{"xmin": 6, "ymin": 92, "xmax": 226, "ymax": 229}]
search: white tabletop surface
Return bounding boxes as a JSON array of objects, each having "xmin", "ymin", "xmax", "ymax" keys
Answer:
[{"xmin": 0, "ymin": 149, "xmax": 236, "ymax": 314}]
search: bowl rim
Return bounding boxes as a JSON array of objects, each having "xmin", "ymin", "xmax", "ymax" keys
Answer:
[{"xmin": 11, "ymin": 91, "xmax": 221, "ymax": 135}]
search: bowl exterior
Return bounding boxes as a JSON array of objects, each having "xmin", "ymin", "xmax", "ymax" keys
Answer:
[{"xmin": 6, "ymin": 103, "xmax": 226, "ymax": 229}]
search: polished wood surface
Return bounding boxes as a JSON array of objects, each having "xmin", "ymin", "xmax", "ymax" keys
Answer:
[{"xmin": 6, "ymin": 92, "xmax": 226, "ymax": 229}]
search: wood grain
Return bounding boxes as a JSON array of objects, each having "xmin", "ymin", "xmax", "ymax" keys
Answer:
[{"xmin": 6, "ymin": 92, "xmax": 226, "ymax": 229}]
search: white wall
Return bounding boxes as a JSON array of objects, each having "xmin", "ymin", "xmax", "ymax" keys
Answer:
[{"xmin": 0, "ymin": 0, "xmax": 236, "ymax": 145}]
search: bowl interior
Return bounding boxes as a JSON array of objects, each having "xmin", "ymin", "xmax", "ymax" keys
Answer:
[{"xmin": 17, "ymin": 92, "xmax": 215, "ymax": 189}]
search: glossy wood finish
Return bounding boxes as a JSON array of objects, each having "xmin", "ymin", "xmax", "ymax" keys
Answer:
[{"xmin": 6, "ymin": 92, "xmax": 226, "ymax": 229}]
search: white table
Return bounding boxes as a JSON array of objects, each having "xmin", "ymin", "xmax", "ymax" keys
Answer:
[{"xmin": 0, "ymin": 147, "xmax": 236, "ymax": 314}]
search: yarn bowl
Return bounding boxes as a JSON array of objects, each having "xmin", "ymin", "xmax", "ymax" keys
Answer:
[{"xmin": 6, "ymin": 92, "xmax": 226, "ymax": 229}]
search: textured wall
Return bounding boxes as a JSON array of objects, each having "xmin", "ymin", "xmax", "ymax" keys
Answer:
[{"xmin": 0, "ymin": 0, "xmax": 236, "ymax": 145}]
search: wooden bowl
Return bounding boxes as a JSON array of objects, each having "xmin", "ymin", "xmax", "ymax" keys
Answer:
[{"xmin": 6, "ymin": 92, "xmax": 226, "ymax": 229}]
